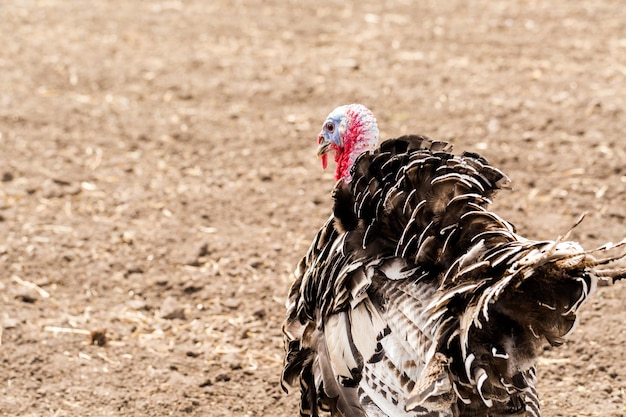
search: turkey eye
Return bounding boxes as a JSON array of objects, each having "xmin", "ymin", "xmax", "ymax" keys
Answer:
[{"xmin": 325, "ymin": 122, "xmax": 334, "ymax": 132}]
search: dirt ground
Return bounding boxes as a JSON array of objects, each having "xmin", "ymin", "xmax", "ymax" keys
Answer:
[{"xmin": 1, "ymin": 1, "xmax": 625, "ymax": 416}]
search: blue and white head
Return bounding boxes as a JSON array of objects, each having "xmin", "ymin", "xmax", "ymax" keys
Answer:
[{"xmin": 316, "ymin": 104, "xmax": 379, "ymax": 182}]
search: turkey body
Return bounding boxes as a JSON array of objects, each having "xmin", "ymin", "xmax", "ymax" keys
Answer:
[{"xmin": 281, "ymin": 135, "xmax": 625, "ymax": 417}]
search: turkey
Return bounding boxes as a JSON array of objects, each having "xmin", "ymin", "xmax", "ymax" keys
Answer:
[{"xmin": 281, "ymin": 104, "xmax": 626, "ymax": 417}]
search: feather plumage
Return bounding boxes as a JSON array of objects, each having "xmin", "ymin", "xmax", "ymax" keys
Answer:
[{"xmin": 282, "ymin": 108, "xmax": 626, "ymax": 417}]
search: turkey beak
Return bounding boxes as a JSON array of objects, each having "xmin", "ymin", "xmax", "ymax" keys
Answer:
[
  {"xmin": 316, "ymin": 139, "xmax": 331, "ymax": 158},
  {"xmin": 317, "ymin": 134, "xmax": 331, "ymax": 170}
]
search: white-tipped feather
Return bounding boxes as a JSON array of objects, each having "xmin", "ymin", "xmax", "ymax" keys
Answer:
[
  {"xmin": 464, "ymin": 353, "xmax": 476, "ymax": 383},
  {"xmin": 324, "ymin": 313, "xmax": 359, "ymax": 380},
  {"xmin": 475, "ymin": 368, "xmax": 493, "ymax": 407},
  {"xmin": 491, "ymin": 347, "xmax": 509, "ymax": 359}
]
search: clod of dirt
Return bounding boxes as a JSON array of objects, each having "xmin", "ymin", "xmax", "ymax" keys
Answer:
[
  {"xmin": 125, "ymin": 266, "xmax": 144, "ymax": 277},
  {"xmin": 221, "ymin": 298, "xmax": 241, "ymax": 310},
  {"xmin": 2, "ymin": 317, "xmax": 19, "ymax": 329},
  {"xmin": 222, "ymin": 353, "xmax": 243, "ymax": 370},
  {"xmin": 126, "ymin": 299, "xmax": 148, "ymax": 311},
  {"xmin": 183, "ymin": 284, "xmax": 203, "ymax": 294},
  {"xmin": 159, "ymin": 296, "xmax": 186, "ymax": 320},
  {"xmin": 120, "ymin": 231, "xmax": 136, "ymax": 245},
  {"xmin": 198, "ymin": 378, "xmax": 213, "ymax": 387},
  {"xmin": 197, "ymin": 242, "xmax": 210, "ymax": 258},
  {"xmin": 15, "ymin": 291, "xmax": 37, "ymax": 304},
  {"xmin": 182, "ymin": 242, "xmax": 211, "ymax": 266},
  {"xmin": 214, "ymin": 372, "xmax": 231, "ymax": 382},
  {"xmin": 40, "ymin": 178, "xmax": 81, "ymax": 198},
  {"xmin": 89, "ymin": 329, "xmax": 107, "ymax": 346},
  {"xmin": 253, "ymin": 308, "xmax": 266, "ymax": 319}
]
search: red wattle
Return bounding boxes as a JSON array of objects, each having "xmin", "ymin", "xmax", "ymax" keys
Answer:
[{"xmin": 321, "ymin": 154, "xmax": 328, "ymax": 169}]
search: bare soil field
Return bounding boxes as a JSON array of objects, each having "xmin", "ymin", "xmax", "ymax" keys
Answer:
[{"xmin": 1, "ymin": 1, "xmax": 625, "ymax": 416}]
